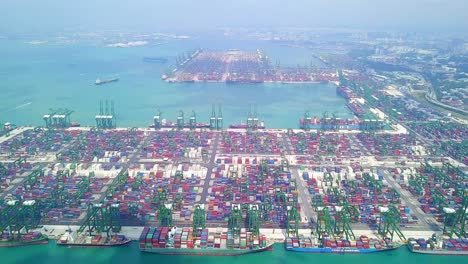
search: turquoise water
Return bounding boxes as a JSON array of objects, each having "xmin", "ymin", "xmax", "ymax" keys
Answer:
[
  {"xmin": 0, "ymin": 37, "xmax": 350, "ymax": 128},
  {"xmin": 0, "ymin": 242, "xmax": 461, "ymax": 264}
]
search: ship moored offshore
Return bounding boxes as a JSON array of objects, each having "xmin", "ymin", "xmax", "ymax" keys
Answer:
[
  {"xmin": 95, "ymin": 77, "xmax": 119, "ymax": 85},
  {"xmin": 139, "ymin": 227, "xmax": 273, "ymax": 256}
]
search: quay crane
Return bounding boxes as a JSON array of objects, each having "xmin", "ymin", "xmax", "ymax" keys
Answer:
[
  {"xmin": 444, "ymin": 193, "xmax": 467, "ymax": 238},
  {"xmin": 210, "ymin": 104, "xmax": 217, "ymax": 130},
  {"xmin": 228, "ymin": 204, "xmax": 243, "ymax": 237},
  {"xmin": 0, "ymin": 200, "xmax": 41, "ymax": 239},
  {"xmin": 286, "ymin": 202, "xmax": 299, "ymax": 237},
  {"xmin": 247, "ymin": 204, "xmax": 261, "ymax": 237},
  {"xmin": 378, "ymin": 205, "xmax": 405, "ymax": 241},
  {"xmin": 158, "ymin": 203, "xmax": 173, "ymax": 227},
  {"xmin": 153, "ymin": 109, "xmax": 163, "ymax": 130},
  {"xmin": 78, "ymin": 202, "xmax": 122, "ymax": 237},
  {"xmin": 315, "ymin": 206, "xmax": 334, "ymax": 240},
  {"xmin": 193, "ymin": 204, "xmax": 206, "ymax": 232},
  {"xmin": 95, "ymin": 100, "xmax": 116, "ymax": 129},
  {"xmin": 189, "ymin": 111, "xmax": 197, "ymax": 130},
  {"xmin": 177, "ymin": 111, "xmax": 184, "ymax": 130},
  {"xmin": 216, "ymin": 104, "xmax": 223, "ymax": 130}
]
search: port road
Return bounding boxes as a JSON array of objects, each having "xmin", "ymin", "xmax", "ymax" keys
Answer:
[
  {"xmin": 200, "ymin": 132, "xmax": 220, "ymax": 203},
  {"xmin": 382, "ymin": 170, "xmax": 441, "ymax": 232},
  {"xmin": 97, "ymin": 131, "xmax": 154, "ymax": 202},
  {"xmin": 290, "ymin": 169, "xmax": 316, "ymax": 225}
]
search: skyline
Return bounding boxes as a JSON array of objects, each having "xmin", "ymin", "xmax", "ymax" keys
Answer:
[{"xmin": 0, "ymin": 0, "xmax": 467, "ymax": 34}]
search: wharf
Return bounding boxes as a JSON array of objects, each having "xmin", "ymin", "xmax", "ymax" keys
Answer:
[{"xmin": 0, "ymin": 126, "xmax": 465, "ymax": 240}]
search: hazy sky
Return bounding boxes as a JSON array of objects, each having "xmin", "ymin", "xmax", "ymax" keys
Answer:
[{"xmin": 1, "ymin": 0, "xmax": 467, "ymax": 33}]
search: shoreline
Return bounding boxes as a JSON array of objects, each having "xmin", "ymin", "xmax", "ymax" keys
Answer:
[{"xmin": 37, "ymin": 225, "xmax": 434, "ymax": 243}]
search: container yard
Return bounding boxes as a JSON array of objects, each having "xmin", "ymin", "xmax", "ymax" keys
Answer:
[
  {"xmin": 0, "ymin": 124, "xmax": 466, "ymax": 253},
  {"xmin": 164, "ymin": 49, "xmax": 334, "ymax": 83}
]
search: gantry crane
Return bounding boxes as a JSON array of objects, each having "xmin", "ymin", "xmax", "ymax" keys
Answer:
[
  {"xmin": 229, "ymin": 204, "xmax": 243, "ymax": 237},
  {"xmin": 193, "ymin": 204, "xmax": 206, "ymax": 232},
  {"xmin": 216, "ymin": 104, "xmax": 223, "ymax": 130},
  {"xmin": 73, "ymin": 176, "xmax": 90, "ymax": 200},
  {"xmin": 0, "ymin": 200, "xmax": 22, "ymax": 236},
  {"xmin": 19, "ymin": 200, "xmax": 41, "ymax": 233},
  {"xmin": 260, "ymin": 196, "xmax": 273, "ymax": 222},
  {"xmin": 363, "ymin": 173, "xmax": 383, "ymax": 195},
  {"xmin": 286, "ymin": 203, "xmax": 299, "ymax": 237},
  {"xmin": 0, "ymin": 200, "xmax": 41, "ymax": 238},
  {"xmin": 158, "ymin": 203, "xmax": 173, "ymax": 227},
  {"xmin": 315, "ymin": 206, "xmax": 334, "ymax": 240},
  {"xmin": 448, "ymin": 193, "xmax": 467, "ymax": 238},
  {"xmin": 95, "ymin": 100, "xmax": 116, "ymax": 129},
  {"xmin": 177, "ymin": 110, "xmax": 184, "ymax": 130},
  {"xmin": 153, "ymin": 108, "xmax": 163, "ymax": 130},
  {"xmin": 105, "ymin": 170, "xmax": 129, "ymax": 199},
  {"xmin": 334, "ymin": 204, "xmax": 359, "ymax": 241},
  {"xmin": 378, "ymin": 205, "xmax": 405, "ymax": 241},
  {"xmin": 247, "ymin": 204, "xmax": 261, "ymax": 237},
  {"xmin": 78, "ymin": 202, "xmax": 122, "ymax": 237},
  {"xmin": 22, "ymin": 167, "xmax": 44, "ymax": 191},
  {"xmin": 210, "ymin": 104, "xmax": 217, "ymax": 130},
  {"xmin": 189, "ymin": 111, "xmax": 197, "ymax": 130},
  {"xmin": 300, "ymin": 110, "xmax": 312, "ymax": 130}
]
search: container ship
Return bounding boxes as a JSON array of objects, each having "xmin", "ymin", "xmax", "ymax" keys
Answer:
[
  {"xmin": 0, "ymin": 231, "xmax": 48, "ymax": 247},
  {"xmin": 143, "ymin": 57, "xmax": 168, "ymax": 63},
  {"xmin": 346, "ymin": 102, "xmax": 366, "ymax": 117},
  {"xmin": 285, "ymin": 235, "xmax": 400, "ymax": 254},
  {"xmin": 229, "ymin": 121, "xmax": 266, "ymax": 129},
  {"xmin": 95, "ymin": 77, "xmax": 119, "ymax": 85},
  {"xmin": 139, "ymin": 227, "xmax": 273, "ymax": 256},
  {"xmin": 149, "ymin": 121, "xmax": 210, "ymax": 129},
  {"xmin": 57, "ymin": 231, "xmax": 130, "ymax": 247},
  {"xmin": 407, "ymin": 237, "xmax": 468, "ymax": 256}
]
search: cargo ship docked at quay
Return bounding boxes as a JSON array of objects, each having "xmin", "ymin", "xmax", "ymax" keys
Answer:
[
  {"xmin": 285, "ymin": 236, "xmax": 401, "ymax": 254},
  {"xmin": 407, "ymin": 237, "xmax": 468, "ymax": 256},
  {"xmin": 0, "ymin": 231, "xmax": 48, "ymax": 247},
  {"xmin": 139, "ymin": 227, "xmax": 273, "ymax": 256},
  {"xmin": 57, "ymin": 231, "xmax": 130, "ymax": 247}
]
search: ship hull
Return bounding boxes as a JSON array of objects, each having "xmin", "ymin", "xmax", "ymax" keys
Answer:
[
  {"xmin": 56, "ymin": 239, "xmax": 131, "ymax": 248},
  {"xmin": 407, "ymin": 245, "xmax": 468, "ymax": 256},
  {"xmin": 95, "ymin": 79, "xmax": 119, "ymax": 85},
  {"xmin": 286, "ymin": 245, "xmax": 400, "ymax": 254},
  {"xmin": 140, "ymin": 243, "xmax": 273, "ymax": 256},
  {"xmin": 0, "ymin": 236, "xmax": 49, "ymax": 247}
]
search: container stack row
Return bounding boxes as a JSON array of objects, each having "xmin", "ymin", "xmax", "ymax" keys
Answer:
[
  {"xmin": 0, "ymin": 129, "xmax": 74, "ymax": 157},
  {"xmin": 140, "ymin": 131, "xmax": 212, "ymax": 160},
  {"xmin": 57, "ymin": 130, "xmax": 144, "ymax": 163},
  {"xmin": 105, "ymin": 169, "xmax": 203, "ymax": 225},
  {"xmin": 220, "ymin": 132, "xmax": 284, "ymax": 154}
]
